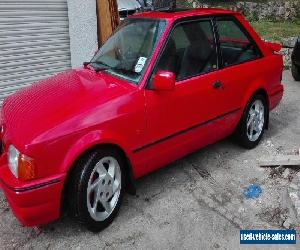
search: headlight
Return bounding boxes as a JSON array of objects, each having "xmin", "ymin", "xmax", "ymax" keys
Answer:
[
  {"xmin": 8, "ymin": 145, "xmax": 19, "ymax": 178},
  {"xmin": 8, "ymin": 145, "xmax": 36, "ymax": 181}
]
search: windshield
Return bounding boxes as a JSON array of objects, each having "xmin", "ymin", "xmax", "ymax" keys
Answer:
[{"xmin": 91, "ymin": 18, "xmax": 166, "ymax": 84}]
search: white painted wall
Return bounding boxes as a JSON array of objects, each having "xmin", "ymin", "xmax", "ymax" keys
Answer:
[{"xmin": 67, "ymin": 0, "xmax": 98, "ymax": 68}]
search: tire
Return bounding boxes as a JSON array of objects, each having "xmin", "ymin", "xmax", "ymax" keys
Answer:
[
  {"xmin": 235, "ymin": 94, "xmax": 268, "ymax": 149},
  {"xmin": 67, "ymin": 146, "xmax": 126, "ymax": 232},
  {"xmin": 291, "ymin": 63, "xmax": 300, "ymax": 81}
]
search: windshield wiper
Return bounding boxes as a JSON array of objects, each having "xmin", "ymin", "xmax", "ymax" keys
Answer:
[
  {"xmin": 84, "ymin": 61, "xmax": 139, "ymax": 76},
  {"xmin": 83, "ymin": 61, "xmax": 112, "ymax": 72}
]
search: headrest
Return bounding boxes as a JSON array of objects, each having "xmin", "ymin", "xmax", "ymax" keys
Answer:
[{"xmin": 185, "ymin": 41, "xmax": 212, "ymax": 61}]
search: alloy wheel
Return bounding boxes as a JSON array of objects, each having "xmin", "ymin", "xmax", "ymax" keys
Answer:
[
  {"xmin": 246, "ymin": 99, "xmax": 265, "ymax": 142},
  {"xmin": 87, "ymin": 156, "xmax": 121, "ymax": 221}
]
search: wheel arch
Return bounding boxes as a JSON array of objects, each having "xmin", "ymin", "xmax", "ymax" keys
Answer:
[
  {"xmin": 242, "ymin": 87, "xmax": 270, "ymax": 129},
  {"xmin": 68, "ymin": 143, "xmax": 136, "ymax": 192},
  {"xmin": 61, "ymin": 131, "xmax": 137, "ymax": 212}
]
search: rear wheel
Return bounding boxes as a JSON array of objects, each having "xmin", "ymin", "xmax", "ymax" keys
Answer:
[
  {"xmin": 235, "ymin": 94, "xmax": 268, "ymax": 149},
  {"xmin": 67, "ymin": 147, "xmax": 125, "ymax": 232},
  {"xmin": 292, "ymin": 63, "xmax": 300, "ymax": 81}
]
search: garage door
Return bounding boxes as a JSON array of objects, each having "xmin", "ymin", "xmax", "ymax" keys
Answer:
[{"xmin": 0, "ymin": 0, "xmax": 71, "ymax": 102}]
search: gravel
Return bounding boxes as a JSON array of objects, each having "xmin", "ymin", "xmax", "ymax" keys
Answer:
[{"xmin": 0, "ymin": 71, "xmax": 299, "ymax": 250}]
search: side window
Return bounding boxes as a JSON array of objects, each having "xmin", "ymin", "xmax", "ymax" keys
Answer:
[
  {"xmin": 172, "ymin": 26, "xmax": 190, "ymax": 50},
  {"xmin": 217, "ymin": 19, "xmax": 261, "ymax": 67},
  {"xmin": 155, "ymin": 20, "xmax": 217, "ymax": 81}
]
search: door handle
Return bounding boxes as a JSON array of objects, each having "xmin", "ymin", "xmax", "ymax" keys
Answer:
[{"xmin": 212, "ymin": 80, "xmax": 223, "ymax": 89}]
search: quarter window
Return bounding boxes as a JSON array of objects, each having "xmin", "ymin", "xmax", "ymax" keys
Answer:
[
  {"xmin": 155, "ymin": 20, "xmax": 218, "ymax": 81},
  {"xmin": 216, "ymin": 19, "xmax": 261, "ymax": 67}
]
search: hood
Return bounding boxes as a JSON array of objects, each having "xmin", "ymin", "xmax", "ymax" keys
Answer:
[
  {"xmin": 2, "ymin": 68, "xmax": 135, "ymax": 148},
  {"xmin": 117, "ymin": 0, "xmax": 141, "ymax": 11}
]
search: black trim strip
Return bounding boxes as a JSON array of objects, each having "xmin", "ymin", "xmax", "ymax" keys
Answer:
[
  {"xmin": 1, "ymin": 178, "xmax": 61, "ymax": 193},
  {"xmin": 133, "ymin": 108, "xmax": 241, "ymax": 153}
]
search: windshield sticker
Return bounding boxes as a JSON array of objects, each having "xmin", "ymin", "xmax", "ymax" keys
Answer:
[{"xmin": 134, "ymin": 57, "xmax": 147, "ymax": 73}]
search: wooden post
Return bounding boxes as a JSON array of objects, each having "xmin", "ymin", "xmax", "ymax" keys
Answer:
[{"xmin": 96, "ymin": 0, "xmax": 119, "ymax": 46}]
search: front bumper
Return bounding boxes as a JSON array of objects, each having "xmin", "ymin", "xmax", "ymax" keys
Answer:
[{"xmin": 0, "ymin": 164, "xmax": 66, "ymax": 227}]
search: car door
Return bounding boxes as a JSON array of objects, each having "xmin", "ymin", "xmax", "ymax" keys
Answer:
[
  {"xmin": 214, "ymin": 16, "xmax": 264, "ymax": 114},
  {"xmin": 138, "ymin": 18, "xmax": 231, "ymax": 173}
]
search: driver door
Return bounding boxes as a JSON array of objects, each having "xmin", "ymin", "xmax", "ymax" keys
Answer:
[{"xmin": 139, "ymin": 19, "xmax": 232, "ymax": 173}]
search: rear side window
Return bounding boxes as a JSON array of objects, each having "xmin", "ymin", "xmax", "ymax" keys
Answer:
[{"xmin": 216, "ymin": 19, "xmax": 261, "ymax": 67}]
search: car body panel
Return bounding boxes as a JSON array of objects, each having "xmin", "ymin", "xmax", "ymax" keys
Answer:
[
  {"xmin": 0, "ymin": 163, "xmax": 66, "ymax": 226},
  {"xmin": 2, "ymin": 68, "xmax": 138, "ymax": 148},
  {"xmin": 2, "ymin": 69, "xmax": 147, "ymax": 179},
  {"xmin": 0, "ymin": 8, "xmax": 284, "ymax": 227},
  {"xmin": 142, "ymin": 69, "xmax": 240, "ymax": 173}
]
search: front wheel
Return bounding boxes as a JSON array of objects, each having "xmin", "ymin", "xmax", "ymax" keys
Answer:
[
  {"xmin": 235, "ymin": 94, "xmax": 268, "ymax": 149},
  {"xmin": 67, "ymin": 147, "xmax": 125, "ymax": 232}
]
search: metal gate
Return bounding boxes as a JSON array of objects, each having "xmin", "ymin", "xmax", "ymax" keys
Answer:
[{"xmin": 0, "ymin": 0, "xmax": 71, "ymax": 102}]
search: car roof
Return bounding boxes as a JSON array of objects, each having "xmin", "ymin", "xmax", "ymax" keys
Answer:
[{"xmin": 133, "ymin": 8, "xmax": 238, "ymax": 20}]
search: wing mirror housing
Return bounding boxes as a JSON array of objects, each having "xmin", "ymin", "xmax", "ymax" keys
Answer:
[
  {"xmin": 152, "ymin": 71, "xmax": 175, "ymax": 91},
  {"xmin": 265, "ymin": 41, "xmax": 282, "ymax": 53}
]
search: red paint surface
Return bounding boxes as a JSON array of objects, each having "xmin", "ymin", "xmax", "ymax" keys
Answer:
[
  {"xmin": 0, "ymin": 8, "xmax": 284, "ymax": 227},
  {"xmin": 152, "ymin": 71, "xmax": 175, "ymax": 90}
]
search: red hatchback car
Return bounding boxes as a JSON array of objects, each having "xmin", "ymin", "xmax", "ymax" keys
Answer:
[{"xmin": 0, "ymin": 8, "xmax": 283, "ymax": 231}]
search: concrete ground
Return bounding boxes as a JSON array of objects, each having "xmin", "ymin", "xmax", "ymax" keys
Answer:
[{"xmin": 0, "ymin": 71, "xmax": 299, "ymax": 250}]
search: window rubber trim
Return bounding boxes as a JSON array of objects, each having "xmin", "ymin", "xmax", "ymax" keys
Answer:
[
  {"xmin": 145, "ymin": 15, "xmax": 220, "ymax": 89},
  {"xmin": 213, "ymin": 15, "xmax": 263, "ymax": 69}
]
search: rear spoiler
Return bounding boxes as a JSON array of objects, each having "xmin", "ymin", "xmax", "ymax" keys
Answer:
[{"xmin": 264, "ymin": 41, "xmax": 282, "ymax": 53}]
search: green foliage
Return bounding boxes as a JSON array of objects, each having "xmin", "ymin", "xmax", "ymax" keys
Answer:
[
  {"xmin": 177, "ymin": 0, "xmax": 300, "ymax": 43},
  {"xmin": 250, "ymin": 19, "xmax": 300, "ymax": 42}
]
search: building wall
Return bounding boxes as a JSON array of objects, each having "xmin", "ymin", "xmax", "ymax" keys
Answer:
[{"xmin": 67, "ymin": 0, "xmax": 98, "ymax": 68}]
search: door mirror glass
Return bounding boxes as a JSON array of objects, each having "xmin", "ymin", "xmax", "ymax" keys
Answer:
[{"xmin": 152, "ymin": 70, "xmax": 175, "ymax": 91}]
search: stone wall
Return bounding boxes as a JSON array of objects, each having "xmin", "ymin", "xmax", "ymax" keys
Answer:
[
  {"xmin": 187, "ymin": 1, "xmax": 300, "ymax": 21},
  {"xmin": 282, "ymin": 37, "xmax": 297, "ymax": 67},
  {"xmin": 236, "ymin": 1, "xmax": 300, "ymax": 21},
  {"xmin": 183, "ymin": 1, "xmax": 299, "ymax": 67}
]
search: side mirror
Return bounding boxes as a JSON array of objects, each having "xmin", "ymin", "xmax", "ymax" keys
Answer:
[
  {"xmin": 264, "ymin": 41, "xmax": 282, "ymax": 53},
  {"xmin": 152, "ymin": 70, "xmax": 175, "ymax": 91}
]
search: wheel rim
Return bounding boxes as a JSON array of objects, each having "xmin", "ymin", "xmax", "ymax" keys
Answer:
[
  {"xmin": 247, "ymin": 100, "xmax": 265, "ymax": 142},
  {"xmin": 87, "ymin": 156, "xmax": 121, "ymax": 221},
  {"xmin": 246, "ymin": 99, "xmax": 265, "ymax": 142}
]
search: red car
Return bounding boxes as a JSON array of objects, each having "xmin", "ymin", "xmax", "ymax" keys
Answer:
[{"xmin": 0, "ymin": 8, "xmax": 283, "ymax": 231}]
